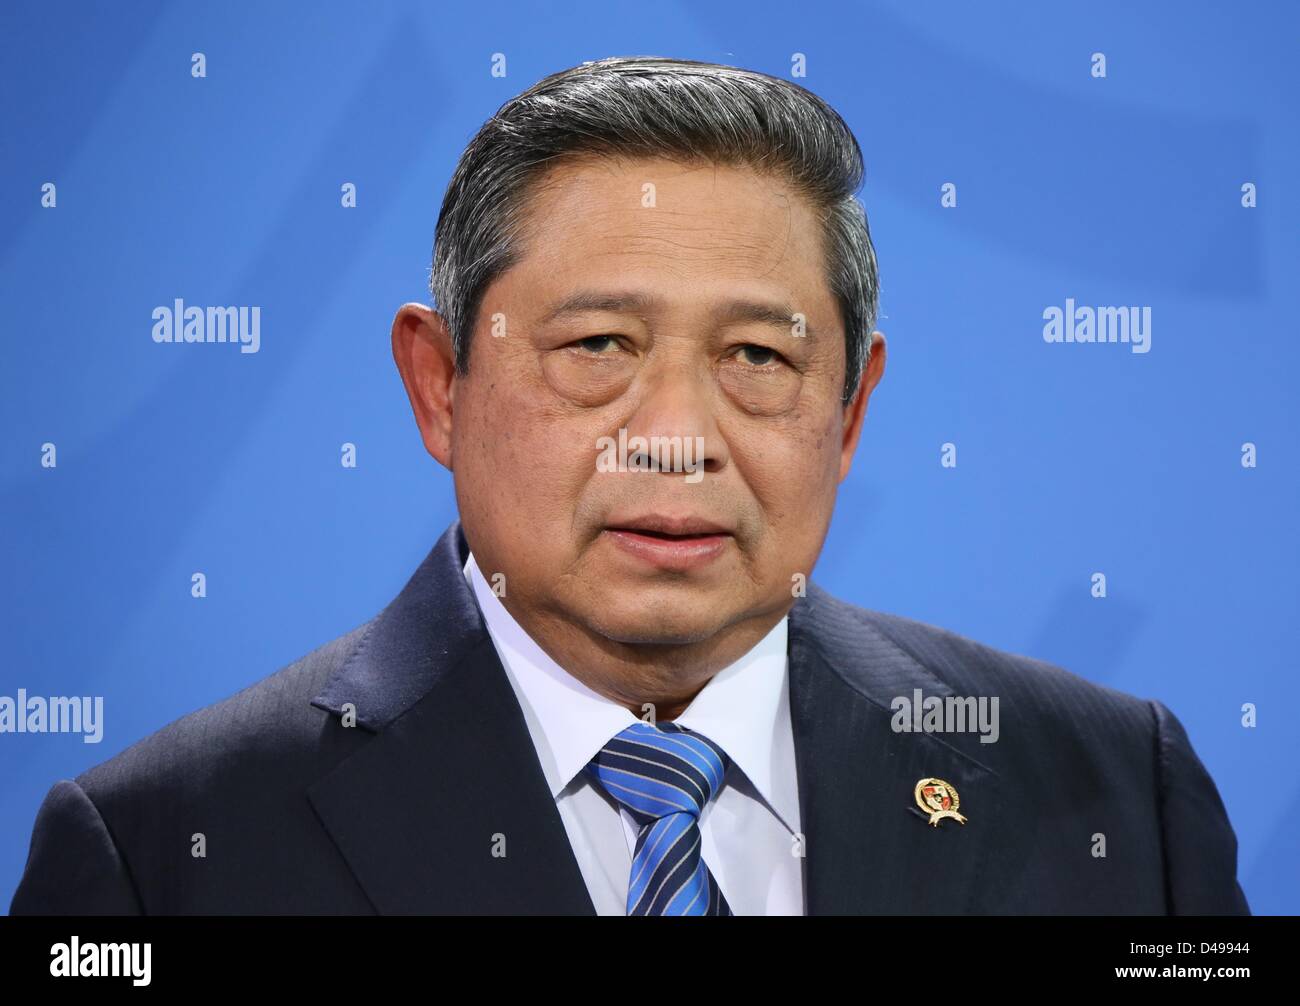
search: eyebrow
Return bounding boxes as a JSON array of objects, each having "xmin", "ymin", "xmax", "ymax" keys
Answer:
[
  {"xmin": 539, "ymin": 290, "xmax": 658, "ymax": 323},
  {"xmin": 539, "ymin": 290, "xmax": 820, "ymax": 339}
]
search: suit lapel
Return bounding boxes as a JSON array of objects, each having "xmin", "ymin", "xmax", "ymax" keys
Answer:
[
  {"xmin": 787, "ymin": 585, "xmax": 1003, "ymax": 914},
  {"xmin": 307, "ymin": 522, "xmax": 596, "ymax": 915}
]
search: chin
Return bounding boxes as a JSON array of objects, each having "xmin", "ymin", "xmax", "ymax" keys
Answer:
[{"xmin": 583, "ymin": 596, "xmax": 742, "ymax": 648}]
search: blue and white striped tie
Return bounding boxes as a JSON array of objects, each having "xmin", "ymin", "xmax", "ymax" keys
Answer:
[{"xmin": 586, "ymin": 720, "xmax": 733, "ymax": 916}]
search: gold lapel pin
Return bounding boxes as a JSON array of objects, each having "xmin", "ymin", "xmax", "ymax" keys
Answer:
[{"xmin": 914, "ymin": 777, "xmax": 967, "ymax": 827}]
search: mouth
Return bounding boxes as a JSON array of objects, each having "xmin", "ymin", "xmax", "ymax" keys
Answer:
[{"xmin": 602, "ymin": 516, "xmax": 734, "ymax": 571}]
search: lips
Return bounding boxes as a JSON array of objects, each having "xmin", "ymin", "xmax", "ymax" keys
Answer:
[
  {"xmin": 605, "ymin": 514, "xmax": 731, "ymax": 537},
  {"xmin": 602, "ymin": 515, "xmax": 733, "ymax": 571}
]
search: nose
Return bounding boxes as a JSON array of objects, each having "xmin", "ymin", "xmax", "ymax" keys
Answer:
[{"xmin": 621, "ymin": 358, "xmax": 729, "ymax": 481}]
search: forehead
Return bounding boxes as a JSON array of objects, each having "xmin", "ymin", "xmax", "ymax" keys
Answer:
[{"xmin": 506, "ymin": 154, "xmax": 836, "ymax": 311}]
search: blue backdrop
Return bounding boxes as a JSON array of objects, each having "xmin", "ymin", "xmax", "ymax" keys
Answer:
[{"xmin": 3, "ymin": 0, "xmax": 1296, "ymax": 914}]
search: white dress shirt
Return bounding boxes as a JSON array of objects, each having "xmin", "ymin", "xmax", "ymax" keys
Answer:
[{"xmin": 463, "ymin": 551, "xmax": 805, "ymax": 915}]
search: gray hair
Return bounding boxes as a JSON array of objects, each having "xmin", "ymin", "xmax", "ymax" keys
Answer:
[{"xmin": 429, "ymin": 55, "xmax": 880, "ymax": 405}]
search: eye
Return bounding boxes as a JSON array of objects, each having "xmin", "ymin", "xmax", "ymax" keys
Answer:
[
  {"xmin": 571, "ymin": 335, "xmax": 621, "ymax": 354},
  {"xmin": 733, "ymin": 343, "xmax": 785, "ymax": 366}
]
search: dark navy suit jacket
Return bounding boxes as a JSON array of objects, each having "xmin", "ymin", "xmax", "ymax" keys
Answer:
[{"xmin": 9, "ymin": 521, "xmax": 1250, "ymax": 914}]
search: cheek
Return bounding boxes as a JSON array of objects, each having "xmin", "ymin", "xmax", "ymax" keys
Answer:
[
  {"xmin": 456, "ymin": 377, "xmax": 602, "ymax": 527},
  {"xmin": 732, "ymin": 407, "xmax": 843, "ymax": 511},
  {"xmin": 453, "ymin": 379, "xmax": 535, "ymax": 530}
]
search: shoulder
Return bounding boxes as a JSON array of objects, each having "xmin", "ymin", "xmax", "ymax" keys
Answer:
[
  {"xmin": 804, "ymin": 583, "xmax": 1158, "ymax": 733},
  {"xmin": 74, "ymin": 621, "xmax": 373, "ymax": 813},
  {"xmin": 11, "ymin": 622, "xmax": 381, "ymax": 913},
  {"xmin": 795, "ymin": 587, "xmax": 1164, "ymax": 769},
  {"xmin": 804, "ymin": 587, "xmax": 1249, "ymax": 913},
  {"xmin": 803, "ymin": 586, "xmax": 1249, "ymax": 910}
]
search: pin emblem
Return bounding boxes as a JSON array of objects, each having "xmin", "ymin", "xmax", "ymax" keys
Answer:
[{"xmin": 914, "ymin": 777, "xmax": 967, "ymax": 827}]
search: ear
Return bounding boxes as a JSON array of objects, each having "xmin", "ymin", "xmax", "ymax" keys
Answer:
[
  {"xmin": 838, "ymin": 330, "xmax": 887, "ymax": 483},
  {"xmin": 391, "ymin": 303, "xmax": 456, "ymax": 470}
]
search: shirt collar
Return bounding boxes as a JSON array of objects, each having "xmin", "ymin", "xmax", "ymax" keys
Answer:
[{"xmin": 463, "ymin": 551, "xmax": 796, "ymax": 832}]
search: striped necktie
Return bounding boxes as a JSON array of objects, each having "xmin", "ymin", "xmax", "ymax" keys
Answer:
[{"xmin": 586, "ymin": 720, "xmax": 733, "ymax": 915}]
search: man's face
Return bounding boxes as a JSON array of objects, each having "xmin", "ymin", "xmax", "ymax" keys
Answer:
[{"xmin": 432, "ymin": 155, "xmax": 881, "ymax": 647}]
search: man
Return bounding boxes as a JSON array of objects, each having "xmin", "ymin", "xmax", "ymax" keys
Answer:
[{"xmin": 10, "ymin": 56, "xmax": 1248, "ymax": 915}]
